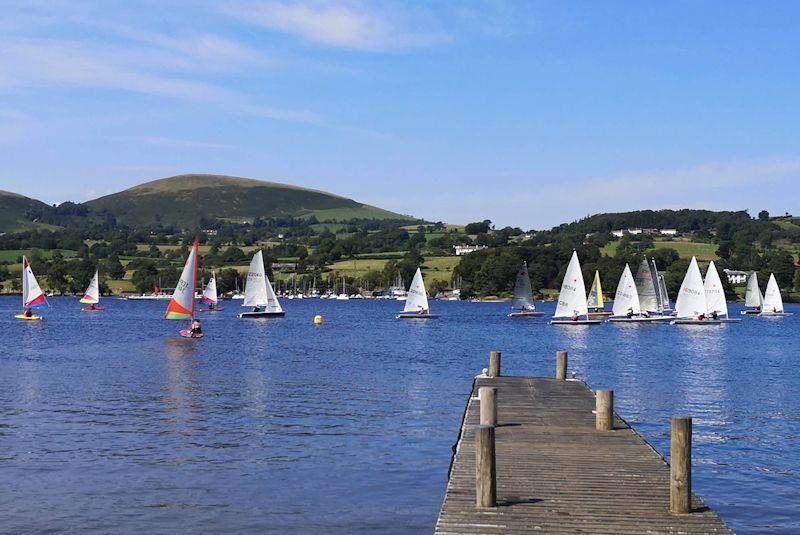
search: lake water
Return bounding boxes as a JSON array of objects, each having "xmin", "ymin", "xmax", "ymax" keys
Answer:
[{"xmin": 1, "ymin": 297, "xmax": 798, "ymax": 533}]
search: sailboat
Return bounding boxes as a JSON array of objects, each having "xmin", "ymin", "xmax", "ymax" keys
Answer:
[
  {"xmin": 586, "ymin": 270, "xmax": 612, "ymax": 316},
  {"xmin": 336, "ymin": 276, "xmax": 350, "ymax": 300},
  {"xmin": 704, "ymin": 261, "xmax": 739, "ymax": 322},
  {"xmin": 238, "ymin": 250, "xmax": 285, "ymax": 318},
  {"xmin": 671, "ymin": 256, "xmax": 722, "ymax": 325},
  {"xmin": 634, "ymin": 259, "xmax": 661, "ymax": 314},
  {"xmin": 740, "ymin": 271, "xmax": 763, "ymax": 314},
  {"xmin": 200, "ymin": 271, "xmax": 221, "ymax": 312},
  {"xmin": 231, "ymin": 277, "xmax": 245, "ymax": 299},
  {"xmin": 656, "ymin": 268, "xmax": 672, "ymax": 314},
  {"xmin": 80, "ymin": 270, "xmax": 104, "ymax": 311},
  {"xmin": 15, "ymin": 256, "xmax": 49, "ymax": 320},
  {"xmin": 549, "ymin": 251, "xmax": 602, "ymax": 325},
  {"xmin": 508, "ymin": 261, "xmax": 543, "ymax": 317},
  {"xmin": 396, "ymin": 267, "xmax": 438, "ymax": 319},
  {"xmin": 760, "ymin": 273, "xmax": 792, "ymax": 316},
  {"xmin": 164, "ymin": 237, "xmax": 203, "ymax": 337}
]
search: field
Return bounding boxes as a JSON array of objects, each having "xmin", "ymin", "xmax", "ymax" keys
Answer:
[
  {"xmin": 326, "ymin": 255, "xmax": 460, "ymax": 284},
  {"xmin": 601, "ymin": 239, "xmax": 718, "ymax": 261},
  {"xmin": 307, "ymin": 205, "xmax": 413, "ymax": 222}
]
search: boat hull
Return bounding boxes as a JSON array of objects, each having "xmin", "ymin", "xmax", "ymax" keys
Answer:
[
  {"xmin": 608, "ymin": 316, "xmax": 672, "ymax": 323},
  {"xmin": 81, "ymin": 306, "xmax": 105, "ymax": 312},
  {"xmin": 549, "ymin": 319, "xmax": 603, "ymax": 325},
  {"xmin": 508, "ymin": 311, "xmax": 544, "ymax": 317},
  {"xmin": 670, "ymin": 319, "xmax": 723, "ymax": 325},
  {"xmin": 587, "ymin": 311, "xmax": 613, "ymax": 317},
  {"xmin": 758, "ymin": 312, "xmax": 793, "ymax": 317},
  {"xmin": 396, "ymin": 313, "xmax": 439, "ymax": 319},
  {"xmin": 740, "ymin": 309, "xmax": 761, "ymax": 315},
  {"xmin": 237, "ymin": 311, "xmax": 285, "ymax": 318},
  {"xmin": 14, "ymin": 314, "xmax": 42, "ymax": 321},
  {"xmin": 179, "ymin": 329, "xmax": 204, "ymax": 338},
  {"xmin": 201, "ymin": 307, "xmax": 223, "ymax": 313}
]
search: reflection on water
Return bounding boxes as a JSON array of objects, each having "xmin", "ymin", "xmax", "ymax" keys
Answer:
[{"xmin": 0, "ymin": 297, "xmax": 798, "ymax": 533}]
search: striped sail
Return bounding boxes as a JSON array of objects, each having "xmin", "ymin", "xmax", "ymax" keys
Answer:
[
  {"xmin": 164, "ymin": 237, "xmax": 199, "ymax": 320},
  {"xmin": 634, "ymin": 259, "xmax": 659, "ymax": 312},
  {"xmin": 511, "ymin": 261, "xmax": 536, "ymax": 311},
  {"xmin": 80, "ymin": 270, "xmax": 100, "ymax": 304},
  {"xmin": 22, "ymin": 256, "xmax": 48, "ymax": 309},
  {"xmin": 554, "ymin": 251, "xmax": 589, "ymax": 318},
  {"xmin": 403, "ymin": 267, "xmax": 430, "ymax": 313},
  {"xmin": 612, "ymin": 264, "xmax": 641, "ymax": 316},
  {"xmin": 587, "ymin": 271, "xmax": 604, "ymax": 309}
]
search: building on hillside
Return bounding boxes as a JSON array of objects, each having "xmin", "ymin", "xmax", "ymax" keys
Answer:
[
  {"xmin": 660, "ymin": 229, "xmax": 678, "ymax": 236},
  {"xmin": 271, "ymin": 262, "xmax": 297, "ymax": 272},
  {"xmin": 627, "ymin": 228, "xmax": 643, "ymax": 235},
  {"xmin": 201, "ymin": 229, "xmax": 218, "ymax": 236},
  {"xmin": 454, "ymin": 244, "xmax": 488, "ymax": 256},
  {"xmin": 611, "ymin": 228, "xmax": 679, "ymax": 238},
  {"xmin": 611, "ymin": 230, "xmax": 625, "ymax": 238},
  {"xmin": 723, "ymin": 269, "xmax": 749, "ymax": 285}
]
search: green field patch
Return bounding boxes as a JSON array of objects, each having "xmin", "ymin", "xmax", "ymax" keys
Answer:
[{"xmin": 0, "ymin": 249, "xmax": 77, "ymax": 264}]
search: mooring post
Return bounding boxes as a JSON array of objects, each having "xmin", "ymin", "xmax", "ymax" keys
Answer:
[
  {"xmin": 555, "ymin": 350, "xmax": 568, "ymax": 380},
  {"xmin": 475, "ymin": 424, "xmax": 496, "ymax": 508},
  {"xmin": 479, "ymin": 387, "xmax": 497, "ymax": 426},
  {"xmin": 670, "ymin": 416, "xmax": 692, "ymax": 514},
  {"xmin": 489, "ymin": 351, "xmax": 501, "ymax": 377},
  {"xmin": 595, "ymin": 390, "xmax": 614, "ymax": 431}
]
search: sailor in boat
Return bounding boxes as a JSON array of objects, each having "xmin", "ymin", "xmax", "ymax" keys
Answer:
[
  {"xmin": 626, "ymin": 308, "xmax": 634, "ymax": 319},
  {"xmin": 24, "ymin": 308, "xmax": 33, "ymax": 318},
  {"xmin": 571, "ymin": 311, "xmax": 579, "ymax": 321},
  {"xmin": 417, "ymin": 306, "xmax": 427, "ymax": 315},
  {"xmin": 189, "ymin": 319, "xmax": 202, "ymax": 336},
  {"xmin": 208, "ymin": 302, "xmax": 215, "ymax": 311},
  {"xmin": 697, "ymin": 313, "xmax": 705, "ymax": 321},
  {"xmin": 252, "ymin": 306, "xmax": 261, "ymax": 313},
  {"xmin": 89, "ymin": 303, "xmax": 97, "ymax": 311},
  {"xmin": 711, "ymin": 311, "xmax": 718, "ymax": 320}
]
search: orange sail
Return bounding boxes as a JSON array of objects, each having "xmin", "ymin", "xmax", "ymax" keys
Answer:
[{"xmin": 164, "ymin": 237, "xmax": 199, "ymax": 320}]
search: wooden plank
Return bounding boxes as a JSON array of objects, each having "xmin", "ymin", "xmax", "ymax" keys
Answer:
[{"xmin": 435, "ymin": 376, "xmax": 732, "ymax": 534}]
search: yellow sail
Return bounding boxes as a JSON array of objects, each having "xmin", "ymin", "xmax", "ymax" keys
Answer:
[{"xmin": 594, "ymin": 271, "xmax": 604, "ymax": 308}]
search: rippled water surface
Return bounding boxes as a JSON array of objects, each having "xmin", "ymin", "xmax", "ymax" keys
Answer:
[{"xmin": 1, "ymin": 297, "xmax": 798, "ymax": 533}]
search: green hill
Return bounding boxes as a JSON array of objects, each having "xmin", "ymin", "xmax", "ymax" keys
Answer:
[
  {"xmin": 84, "ymin": 174, "xmax": 412, "ymax": 227},
  {"xmin": 0, "ymin": 190, "xmax": 52, "ymax": 232}
]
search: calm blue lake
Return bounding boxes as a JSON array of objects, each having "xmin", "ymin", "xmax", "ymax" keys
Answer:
[{"xmin": 0, "ymin": 296, "xmax": 798, "ymax": 533}]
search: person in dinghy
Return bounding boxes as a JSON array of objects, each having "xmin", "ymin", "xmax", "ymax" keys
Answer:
[
  {"xmin": 189, "ymin": 319, "xmax": 203, "ymax": 336},
  {"xmin": 417, "ymin": 305, "xmax": 428, "ymax": 316}
]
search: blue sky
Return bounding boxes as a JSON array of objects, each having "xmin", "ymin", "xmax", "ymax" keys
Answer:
[{"xmin": 1, "ymin": 1, "xmax": 798, "ymax": 228}]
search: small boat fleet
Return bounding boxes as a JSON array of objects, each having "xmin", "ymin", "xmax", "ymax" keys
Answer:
[{"xmin": 11, "ymin": 244, "xmax": 793, "ymax": 332}]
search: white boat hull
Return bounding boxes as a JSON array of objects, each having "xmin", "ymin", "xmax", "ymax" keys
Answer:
[
  {"xmin": 608, "ymin": 316, "xmax": 672, "ymax": 323},
  {"xmin": 759, "ymin": 312, "xmax": 793, "ymax": 317},
  {"xmin": 549, "ymin": 319, "xmax": 603, "ymax": 325},
  {"xmin": 396, "ymin": 313, "xmax": 439, "ymax": 319},
  {"xmin": 238, "ymin": 311, "xmax": 285, "ymax": 318},
  {"xmin": 670, "ymin": 319, "xmax": 723, "ymax": 325},
  {"xmin": 508, "ymin": 311, "xmax": 544, "ymax": 318}
]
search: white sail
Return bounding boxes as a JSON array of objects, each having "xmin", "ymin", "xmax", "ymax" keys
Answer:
[
  {"xmin": 22, "ymin": 256, "xmax": 48, "ymax": 309},
  {"xmin": 554, "ymin": 251, "xmax": 589, "ymax": 318},
  {"xmin": 511, "ymin": 261, "xmax": 536, "ymax": 311},
  {"xmin": 586, "ymin": 272, "xmax": 601, "ymax": 309},
  {"xmin": 264, "ymin": 272, "xmax": 283, "ymax": 313},
  {"xmin": 744, "ymin": 271, "xmax": 763, "ymax": 308},
  {"xmin": 634, "ymin": 259, "xmax": 659, "ymax": 312},
  {"xmin": 657, "ymin": 272, "xmax": 671, "ymax": 311},
  {"xmin": 403, "ymin": 267, "xmax": 430, "ymax": 313},
  {"xmin": 703, "ymin": 261, "xmax": 728, "ymax": 316},
  {"xmin": 80, "ymin": 270, "xmax": 100, "ymax": 304},
  {"xmin": 243, "ymin": 251, "xmax": 269, "ymax": 307},
  {"xmin": 612, "ymin": 264, "xmax": 641, "ymax": 316},
  {"xmin": 164, "ymin": 238, "xmax": 199, "ymax": 320},
  {"xmin": 202, "ymin": 271, "xmax": 218, "ymax": 304},
  {"xmin": 762, "ymin": 273, "xmax": 784, "ymax": 313},
  {"xmin": 674, "ymin": 256, "xmax": 707, "ymax": 319}
]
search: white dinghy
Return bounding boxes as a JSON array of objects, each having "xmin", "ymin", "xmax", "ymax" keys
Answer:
[
  {"xmin": 549, "ymin": 251, "xmax": 602, "ymax": 325},
  {"xmin": 238, "ymin": 251, "xmax": 285, "ymax": 318},
  {"xmin": 741, "ymin": 271, "xmax": 763, "ymax": 315},
  {"xmin": 671, "ymin": 257, "xmax": 722, "ymax": 325},
  {"xmin": 704, "ymin": 261, "xmax": 739, "ymax": 322},
  {"xmin": 397, "ymin": 267, "xmax": 438, "ymax": 319},
  {"xmin": 608, "ymin": 264, "xmax": 670, "ymax": 323},
  {"xmin": 760, "ymin": 273, "xmax": 792, "ymax": 316},
  {"xmin": 508, "ymin": 261, "xmax": 543, "ymax": 317}
]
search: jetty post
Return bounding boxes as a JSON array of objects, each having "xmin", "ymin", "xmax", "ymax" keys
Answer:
[
  {"xmin": 596, "ymin": 390, "xmax": 614, "ymax": 431},
  {"xmin": 670, "ymin": 416, "xmax": 693, "ymax": 514},
  {"xmin": 479, "ymin": 387, "xmax": 497, "ymax": 426},
  {"xmin": 489, "ymin": 351, "xmax": 501, "ymax": 377},
  {"xmin": 474, "ymin": 424, "xmax": 496, "ymax": 508},
  {"xmin": 555, "ymin": 350, "xmax": 568, "ymax": 380}
]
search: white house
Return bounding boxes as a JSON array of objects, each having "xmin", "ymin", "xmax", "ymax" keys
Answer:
[
  {"xmin": 454, "ymin": 245, "xmax": 488, "ymax": 256},
  {"xmin": 611, "ymin": 230, "xmax": 625, "ymax": 238},
  {"xmin": 723, "ymin": 269, "xmax": 749, "ymax": 285},
  {"xmin": 660, "ymin": 229, "xmax": 678, "ymax": 236}
]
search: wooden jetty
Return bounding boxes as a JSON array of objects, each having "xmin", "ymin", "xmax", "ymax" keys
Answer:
[{"xmin": 435, "ymin": 351, "xmax": 732, "ymax": 534}]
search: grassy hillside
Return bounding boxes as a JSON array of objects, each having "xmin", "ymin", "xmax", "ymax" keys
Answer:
[
  {"xmin": 0, "ymin": 190, "xmax": 52, "ymax": 232},
  {"xmin": 85, "ymin": 174, "xmax": 413, "ymax": 227}
]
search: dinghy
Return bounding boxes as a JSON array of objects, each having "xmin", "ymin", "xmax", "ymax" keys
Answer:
[
  {"xmin": 587, "ymin": 271, "xmax": 612, "ymax": 316},
  {"xmin": 549, "ymin": 251, "xmax": 602, "ymax": 325},
  {"xmin": 15, "ymin": 256, "xmax": 48, "ymax": 320},
  {"xmin": 200, "ymin": 271, "xmax": 222, "ymax": 312},
  {"xmin": 704, "ymin": 261, "xmax": 739, "ymax": 322},
  {"xmin": 508, "ymin": 261, "xmax": 543, "ymax": 317},
  {"xmin": 652, "ymin": 259, "xmax": 673, "ymax": 314},
  {"xmin": 634, "ymin": 259, "xmax": 661, "ymax": 314},
  {"xmin": 397, "ymin": 267, "xmax": 438, "ymax": 319},
  {"xmin": 238, "ymin": 251, "xmax": 285, "ymax": 318},
  {"xmin": 80, "ymin": 270, "xmax": 104, "ymax": 311},
  {"xmin": 164, "ymin": 237, "xmax": 203, "ymax": 337},
  {"xmin": 740, "ymin": 271, "xmax": 763, "ymax": 314},
  {"xmin": 607, "ymin": 264, "xmax": 668, "ymax": 322},
  {"xmin": 671, "ymin": 256, "xmax": 722, "ymax": 325},
  {"xmin": 760, "ymin": 273, "xmax": 792, "ymax": 316}
]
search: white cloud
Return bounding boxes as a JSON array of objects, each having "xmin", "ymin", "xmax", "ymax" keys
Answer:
[{"xmin": 220, "ymin": 1, "xmax": 450, "ymax": 51}]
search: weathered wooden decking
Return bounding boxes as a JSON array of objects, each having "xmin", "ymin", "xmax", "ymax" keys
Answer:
[{"xmin": 435, "ymin": 376, "xmax": 731, "ymax": 534}]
